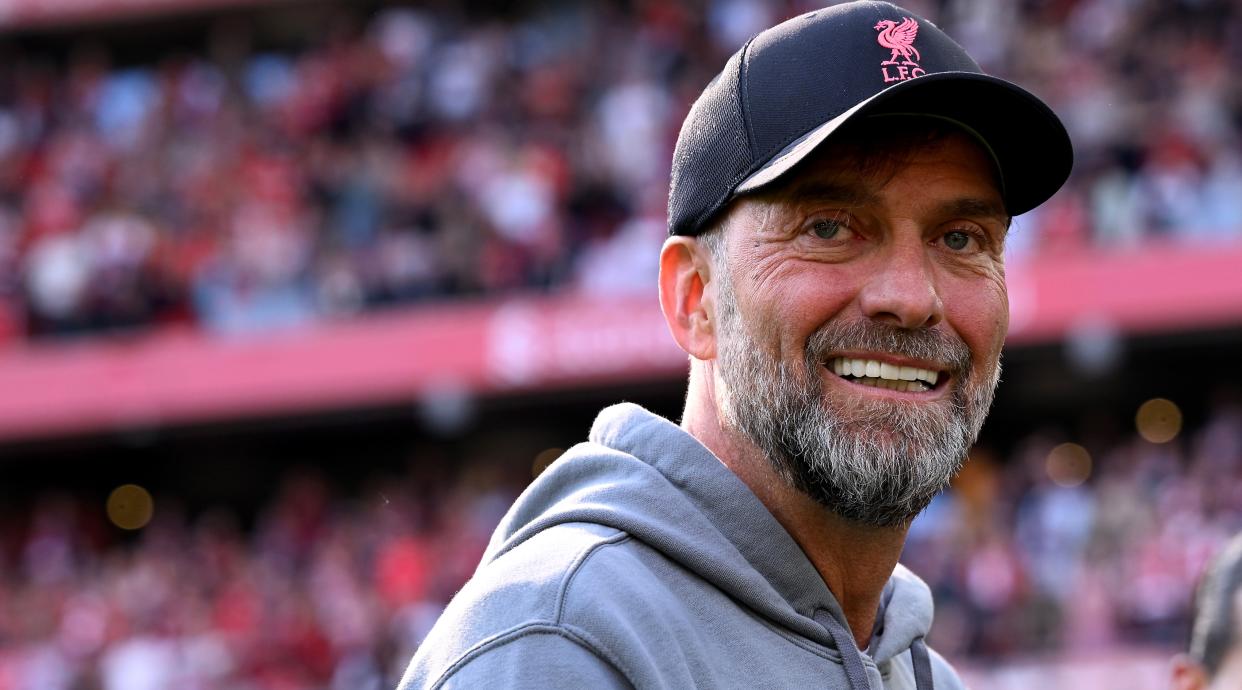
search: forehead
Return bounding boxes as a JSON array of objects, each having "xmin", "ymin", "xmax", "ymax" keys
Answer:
[{"xmin": 758, "ymin": 128, "xmax": 1005, "ymax": 208}]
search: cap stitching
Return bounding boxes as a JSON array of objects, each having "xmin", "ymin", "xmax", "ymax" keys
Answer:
[{"xmin": 737, "ymin": 35, "xmax": 759, "ymax": 160}]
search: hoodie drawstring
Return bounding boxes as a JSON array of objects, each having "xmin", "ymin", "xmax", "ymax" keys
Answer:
[
  {"xmin": 910, "ymin": 637, "xmax": 934, "ymax": 690},
  {"xmin": 812, "ymin": 609, "xmax": 936, "ymax": 690},
  {"xmin": 812, "ymin": 608, "xmax": 871, "ymax": 690}
]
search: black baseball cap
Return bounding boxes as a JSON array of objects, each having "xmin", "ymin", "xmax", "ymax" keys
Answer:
[{"xmin": 668, "ymin": 1, "xmax": 1073, "ymax": 236}]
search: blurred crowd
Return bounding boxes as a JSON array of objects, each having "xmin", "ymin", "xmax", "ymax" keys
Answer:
[
  {"xmin": 1, "ymin": 0, "xmax": 1241, "ymax": 339},
  {"xmin": 0, "ymin": 395, "xmax": 1238, "ymax": 688},
  {"xmin": 0, "ymin": 459, "xmax": 520, "ymax": 690},
  {"xmin": 909, "ymin": 394, "xmax": 1242, "ymax": 661}
]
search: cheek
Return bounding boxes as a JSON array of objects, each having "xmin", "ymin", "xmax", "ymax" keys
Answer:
[
  {"xmin": 742, "ymin": 265, "xmax": 860, "ymax": 348},
  {"xmin": 945, "ymin": 278, "xmax": 1009, "ymax": 361}
]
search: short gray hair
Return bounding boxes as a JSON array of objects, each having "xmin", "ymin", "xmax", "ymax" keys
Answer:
[{"xmin": 696, "ymin": 220, "xmax": 727, "ymax": 270}]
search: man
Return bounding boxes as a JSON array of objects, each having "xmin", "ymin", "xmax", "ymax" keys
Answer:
[
  {"xmin": 399, "ymin": 2, "xmax": 1071, "ymax": 688},
  {"xmin": 1173, "ymin": 534, "xmax": 1242, "ymax": 689}
]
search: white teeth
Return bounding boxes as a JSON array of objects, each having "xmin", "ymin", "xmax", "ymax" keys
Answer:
[
  {"xmin": 828, "ymin": 357, "xmax": 942, "ymax": 387},
  {"xmin": 837, "ymin": 377, "xmax": 930, "ymax": 392}
]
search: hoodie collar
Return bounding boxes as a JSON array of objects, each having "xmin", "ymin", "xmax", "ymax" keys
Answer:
[
  {"xmin": 589, "ymin": 402, "xmax": 839, "ymax": 620},
  {"xmin": 488, "ymin": 402, "xmax": 936, "ymax": 665}
]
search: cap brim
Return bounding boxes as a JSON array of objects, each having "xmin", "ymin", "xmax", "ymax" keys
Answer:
[{"xmin": 734, "ymin": 72, "xmax": 1072, "ymax": 217}]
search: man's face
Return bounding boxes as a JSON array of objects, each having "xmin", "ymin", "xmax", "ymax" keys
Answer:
[{"xmin": 711, "ymin": 131, "xmax": 1009, "ymax": 527}]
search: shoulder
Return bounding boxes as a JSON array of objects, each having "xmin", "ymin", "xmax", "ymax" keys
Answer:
[
  {"xmin": 927, "ymin": 645, "xmax": 968, "ymax": 690},
  {"xmin": 882, "ymin": 644, "xmax": 967, "ymax": 690},
  {"xmin": 400, "ymin": 522, "xmax": 651, "ymax": 689},
  {"xmin": 884, "ymin": 645, "xmax": 967, "ymax": 690},
  {"xmin": 398, "ymin": 622, "xmax": 631, "ymax": 689}
]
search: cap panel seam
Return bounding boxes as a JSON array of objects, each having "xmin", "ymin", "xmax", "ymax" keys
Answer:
[{"xmin": 737, "ymin": 35, "xmax": 759, "ymax": 159}]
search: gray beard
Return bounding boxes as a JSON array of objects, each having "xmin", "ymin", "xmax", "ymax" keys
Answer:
[{"xmin": 714, "ymin": 276, "xmax": 1000, "ymax": 528}]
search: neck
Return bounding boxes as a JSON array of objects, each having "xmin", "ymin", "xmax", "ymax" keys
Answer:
[{"xmin": 682, "ymin": 365, "xmax": 910, "ymax": 650}]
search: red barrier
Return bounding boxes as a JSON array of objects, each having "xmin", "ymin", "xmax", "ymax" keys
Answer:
[
  {"xmin": 0, "ymin": 242, "xmax": 1239, "ymax": 443},
  {"xmin": 0, "ymin": 0, "xmax": 290, "ymax": 28}
]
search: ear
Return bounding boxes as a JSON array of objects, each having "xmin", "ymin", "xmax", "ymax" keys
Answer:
[
  {"xmin": 658, "ymin": 235, "xmax": 717, "ymax": 361},
  {"xmin": 1170, "ymin": 654, "xmax": 1208, "ymax": 690}
]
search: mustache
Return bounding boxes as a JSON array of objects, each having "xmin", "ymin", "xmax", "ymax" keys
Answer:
[{"xmin": 804, "ymin": 320, "xmax": 974, "ymax": 382}]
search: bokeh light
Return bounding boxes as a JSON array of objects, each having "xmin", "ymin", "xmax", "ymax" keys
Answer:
[
  {"xmin": 106, "ymin": 484, "xmax": 154, "ymax": 530},
  {"xmin": 1046, "ymin": 443, "xmax": 1092, "ymax": 488},
  {"xmin": 1136, "ymin": 398, "xmax": 1182, "ymax": 443},
  {"xmin": 532, "ymin": 448, "xmax": 564, "ymax": 478}
]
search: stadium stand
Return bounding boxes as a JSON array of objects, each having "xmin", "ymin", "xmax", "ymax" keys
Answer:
[{"xmin": 2, "ymin": 0, "xmax": 1239, "ymax": 340}]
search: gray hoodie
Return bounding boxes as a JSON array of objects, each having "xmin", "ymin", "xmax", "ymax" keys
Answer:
[{"xmin": 398, "ymin": 403, "xmax": 965, "ymax": 689}]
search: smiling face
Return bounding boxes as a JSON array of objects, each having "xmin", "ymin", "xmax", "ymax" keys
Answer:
[{"xmin": 708, "ymin": 120, "xmax": 1009, "ymax": 527}]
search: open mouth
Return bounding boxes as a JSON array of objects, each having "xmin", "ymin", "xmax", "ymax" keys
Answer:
[{"xmin": 827, "ymin": 357, "xmax": 944, "ymax": 393}]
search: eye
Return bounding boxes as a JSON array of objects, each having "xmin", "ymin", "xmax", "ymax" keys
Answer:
[
  {"xmin": 807, "ymin": 217, "xmax": 848, "ymax": 240},
  {"xmin": 939, "ymin": 228, "xmax": 985, "ymax": 253},
  {"xmin": 943, "ymin": 230, "xmax": 971, "ymax": 251}
]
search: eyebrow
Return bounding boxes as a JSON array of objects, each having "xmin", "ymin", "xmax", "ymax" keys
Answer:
[
  {"xmin": 937, "ymin": 198, "xmax": 1012, "ymax": 229},
  {"xmin": 771, "ymin": 182, "xmax": 1011, "ymax": 229},
  {"xmin": 775, "ymin": 181, "xmax": 877, "ymax": 208}
]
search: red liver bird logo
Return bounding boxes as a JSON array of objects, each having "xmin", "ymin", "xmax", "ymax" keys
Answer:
[{"xmin": 874, "ymin": 18, "xmax": 921, "ymax": 65}]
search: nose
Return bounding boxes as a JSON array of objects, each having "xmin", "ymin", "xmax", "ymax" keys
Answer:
[{"xmin": 859, "ymin": 241, "xmax": 943, "ymax": 329}]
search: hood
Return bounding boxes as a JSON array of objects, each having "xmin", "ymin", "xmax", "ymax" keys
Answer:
[{"xmin": 480, "ymin": 402, "xmax": 935, "ymax": 666}]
